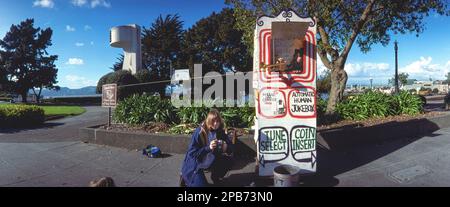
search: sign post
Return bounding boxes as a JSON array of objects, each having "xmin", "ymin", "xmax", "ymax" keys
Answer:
[
  {"xmin": 102, "ymin": 84, "xmax": 118, "ymax": 127},
  {"xmin": 253, "ymin": 10, "xmax": 317, "ymax": 176}
]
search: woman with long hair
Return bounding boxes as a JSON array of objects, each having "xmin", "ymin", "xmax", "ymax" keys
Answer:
[{"xmin": 180, "ymin": 109, "xmax": 234, "ymax": 187}]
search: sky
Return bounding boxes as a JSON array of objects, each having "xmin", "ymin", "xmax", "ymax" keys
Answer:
[{"xmin": 0, "ymin": 0, "xmax": 449, "ymax": 89}]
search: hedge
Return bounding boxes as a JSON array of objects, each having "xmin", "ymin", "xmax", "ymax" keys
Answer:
[
  {"xmin": 0, "ymin": 105, "xmax": 45, "ymax": 128},
  {"xmin": 113, "ymin": 94, "xmax": 255, "ymax": 128}
]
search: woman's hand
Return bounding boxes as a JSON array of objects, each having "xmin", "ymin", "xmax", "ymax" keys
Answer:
[{"xmin": 209, "ymin": 140, "xmax": 217, "ymax": 151}]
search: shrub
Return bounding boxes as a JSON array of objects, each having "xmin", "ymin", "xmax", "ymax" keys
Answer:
[
  {"xmin": 317, "ymin": 96, "xmax": 327, "ymax": 119},
  {"xmin": 336, "ymin": 90, "xmax": 424, "ymax": 121},
  {"xmin": 96, "ymin": 72, "xmax": 114, "ymax": 94},
  {"xmin": 0, "ymin": 105, "xmax": 45, "ymax": 128},
  {"xmin": 113, "ymin": 94, "xmax": 176, "ymax": 125},
  {"xmin": 336, "ymin": 91, "xmax": 395, "ymax": 120},
  {"xmin": 134, "ymin": 69, "xmax": 152, "ymax": 83},
  {"xmin": 177, "ymin": 104, "xmax": 210, "ymax": 125},
  {"xmin": 130, "ymin": 69, "xmax": 165, "ymax": 96},
  {"xmin": 316, "ymin": 96, "xmax": 342, "ymax": 125},
  {"xmin": 418, "ymin": 95, "xmax": 427, "ymax": 106},
  {"xmin": 221, "ymin": 105, "xmax": 255, "ymax": 128},
  {"xmin": 409, "ymin": 89, "xmax": 417, "ymax": 94},
  {"xmin": 392, "ymin": 91, "xmax": 423, "ymax": 115},
  {"xmin": 96, "ymin": 70, "xmax": 139, "ymax": 100},
  {"xmin": 444, "ymin": 93, "xmax": 450, "ymax": 110},
  {"xmin": 432, "ymin": 88, "xmax": 439, "ymax": 94}
]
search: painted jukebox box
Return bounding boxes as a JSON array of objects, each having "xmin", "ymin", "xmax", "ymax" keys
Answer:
[{"xmin": 253, "ymin": 10, "xmax": 317, "ymax": 176}]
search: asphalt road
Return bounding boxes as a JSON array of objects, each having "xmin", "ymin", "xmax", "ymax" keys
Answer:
[
  {"xmin": 0, "ymin": 106, "xmax": 183, "ymax": 187},
  {"xmin": 0, "ymin": 106, "xmax": 254, "ymax": 187},
  {"xmin": 0, "ymin": 106, "xmax": 108, "ymax": 143}
]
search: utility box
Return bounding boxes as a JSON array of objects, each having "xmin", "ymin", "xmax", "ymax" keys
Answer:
[{"xmin": 253, "ymin": 10, "xmax": 317, "ymax": 177}]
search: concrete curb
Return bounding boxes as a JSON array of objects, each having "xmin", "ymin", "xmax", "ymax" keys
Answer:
[
  {"xmin": 80, "ymin": 112, "xmax": 450, "ymax": 154},
  {"xmin": 318, "ymin": 112, "xmax": 450, "ymax": 151},
  {"xmin": 79, "ymin": 126, "xmax": 257, "ymax": 156}
]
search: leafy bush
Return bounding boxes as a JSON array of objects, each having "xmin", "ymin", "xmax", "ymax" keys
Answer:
[
  {"xmin": 96, "ymin": 70, "xmax": 139, "ymax": 100},
  {"xmin": 177, "ymin": 104, "xmax": 210, "ymax": 125},
  {"xmin": 392, "ymin": 91, "xmax": 423, "ymax": 115},
  {"xmin": 0, "ymin": 105, "xmax": 45, "ymax": 128},
  {"xmin": 336, "ymin": 90, "xmax": 423, "ymax": 120},
  {"xmin": 432, "ymin": 88, "xmax": 439, "ymax": 94},
  {"xmin": 221, "ymin": 104, "xmax": 255, "ymax": 128},
  {"xmin": 168, "ymin": 123, "xmax": 197, "ymax": 134},
  {"xmin": 96, "ymin": 72, "xmax": 114, "ymax": 94},
  {"xmin": 316, "ymin": 96, "xmax": 342, "ymax": 125},
  {"xmin": 418, "ymin": 95, "xmax": 426, "ymax": 106},
  {"xmin": 113, "ymin": 94, "xmax": 176, "ymax": 125},
  {"xmin": 134, "ymin": 69, "xmax": 152, "ymax": 83},
  {"xmin": 336, "ymin": 91, "xmax": 395, "ymax": 120},
  {"xmin": 317, "ymin": 96, "xmax": 327, "ymax": 118}
]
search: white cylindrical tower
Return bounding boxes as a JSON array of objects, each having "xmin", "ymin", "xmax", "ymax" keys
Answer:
[{"xmin": 110, "ymin": 24, "xmax": 142, "ymax": 74}]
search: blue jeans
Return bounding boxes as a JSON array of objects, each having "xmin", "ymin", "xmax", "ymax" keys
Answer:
[{"xmin": 188, "ymin": 171, "xmax": 208, "ymax": 187}]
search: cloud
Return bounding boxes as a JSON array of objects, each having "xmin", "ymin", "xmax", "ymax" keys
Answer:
[
  {"xmin": 91, "ymin": 0, "xmax": 111, "ymax": 8},
  {"xmin": 64, "ymin": 75, "xmax": 97, "ymax": 89},
  {"xmin": 343, "ymin": 57, "xmax": 450, "ymax": 85},
  {"xmin": 71, "ymin": 0, "xmax": 87, "ymax": 7},
  {"xmin": 33, "ymin": 0, "xmax": 54, "ymax": 8},
  {"xmin": 66, "ymin": 25, "xmax": 76, "ymax": 32},
  {"xmin": 345, "ymin": 62, "xmax": 390, "ymax": 77},
  {"xmin": 400, "ymin": 56, "xmax": 450, "ymax": 80},
  {"xmin": 90, "ymin": 41, "xmax": 94, "ymax": 45},
  {"xmin": 84, "ymin": 25, "xmax": 92, "ymax": 31},
  {"xmin": 65, "ymin": 58, "xmax": 84, "ymax": 65},
  {"xmin": 75, "ymin": 42, "xmax": 85, "ymax": 47}
]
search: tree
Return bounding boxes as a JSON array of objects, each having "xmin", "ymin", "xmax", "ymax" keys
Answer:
[
  {"xmin": 31, "ymin": 65, "xmax": 60, "ymax": 102},
  {"xmin": 0, "ymin": 19, "xmax": 59, "ymax": 102},
  {"xmin": 0, "ymin": 57, "xmax": 7, "ymax": 92},
  {"xmin": 182, "ymin": 8, "xmax": 252, "ymax": 74},
  {"xmin": 317, "ymin": 69, "xmax": 331, "ymax": 94},
  {"xmin": 142, "ymin": 14, "xmax": 184, "ymax": 96},
  {"xmin": 227, "ymin": 0, "xmax": 448, "ymax": 114},
  {"xmin": 96, "ymin": 70, "xmax": 139, "ymax": 100},
  {"xmin": 444, "ymin": 72, "xmax": 450, "ymax": 84},
  {"xmin": 432, "ymin": 88, "xmax": 439, "ymax": 94},
  {"xmin": 406, "ymin": 78, "xmax": 417, "ymax": 85},
  {"xmin": 110, "ymin": 54, "xmax": 124, "ymax": 71},
  {"xmin": 389, "ymin": 72, "xmax": 409, "ymax": 87}
]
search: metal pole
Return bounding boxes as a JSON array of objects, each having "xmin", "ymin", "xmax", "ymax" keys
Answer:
[
  {"xmin": 108, "ymin": 107, "xmax": 111, "ymax": 127},
  {"xmin": 394, "ymin": 41, "xmax": 399, "ymax": 94}
]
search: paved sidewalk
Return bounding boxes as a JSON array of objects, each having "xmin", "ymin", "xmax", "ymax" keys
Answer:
[
  {"xmin": 0, "ymin": 141, "xmax": 257, "ymax": 187},
  {"xmin": 319, "ymin": 127, "xmax": 450, "ymax": 187},
  {"xmin": 3, "ymin": 120, "xmax": 450, "ymax": 186},
  {"xmin": 0, "ymin": 142, "xmax": 182, "ymax": 187}
]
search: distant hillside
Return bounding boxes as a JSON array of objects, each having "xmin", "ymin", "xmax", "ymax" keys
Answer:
[{"xmin": 33, "ymin": 86, "xmax": 97, "ymax": 97}]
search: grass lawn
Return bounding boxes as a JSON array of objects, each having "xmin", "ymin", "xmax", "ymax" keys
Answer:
[
  {"xmin": 0, "ymin": 104, "xmax": 86, "ymax": 116},
  {"xmin": 39, "ymin": 106, "xmax": 86, "ymax": 116}
]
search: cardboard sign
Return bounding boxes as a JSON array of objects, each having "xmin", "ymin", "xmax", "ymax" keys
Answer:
[
  {"xmin": 102, "ymin": 84, "xmax": 117, "ymax": 107},
  {"xmin": 254, "ymin": 10, "xmax": 317, "ymax": 176}
]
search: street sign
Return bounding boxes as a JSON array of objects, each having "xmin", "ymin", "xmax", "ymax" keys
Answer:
[{"xmin": 102, "ymin": 84, "xmax": 117, "ymax": 107}]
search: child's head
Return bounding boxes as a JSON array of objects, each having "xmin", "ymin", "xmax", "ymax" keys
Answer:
[
  {"xmin": 89, "ymin": 177, "xmax": 116, "ymax": 187},
  {"xmin": 205, "ymin": 109, "xmax": 224, "ymax": 131}
]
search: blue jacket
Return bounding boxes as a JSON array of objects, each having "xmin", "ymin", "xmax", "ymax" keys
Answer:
[{"xmin": 181, "ymin": 126, "xmax": 234, "ymax": 186}]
